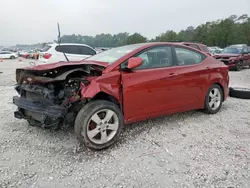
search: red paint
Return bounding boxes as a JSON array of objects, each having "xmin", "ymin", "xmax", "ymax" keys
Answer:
[
  {"xmin": 23, "ymin": 54, "xmax": 29, "ymax": 59},
  {"xmin": 127, "ymin": 57, "xmax": 143, "ymax": 69},
  {"xmin": 24, "ymin": 60, "xmax": 108, "ymax": 71},
  {"xmin": 43, "ymin": 53, "xmax": 52, "ymax": 59},
  {"xmin": 19, "ymin": 42, "xmax": 229, "ymax": 125},
  {"xmin": 214, "ymin": 53, "xmax": 250, "ymax": 68}
]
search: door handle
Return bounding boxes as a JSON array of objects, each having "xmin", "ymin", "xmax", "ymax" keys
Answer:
[{"xmin": 168, "ymin": 73, "xmax": 178, "ymax": 78}]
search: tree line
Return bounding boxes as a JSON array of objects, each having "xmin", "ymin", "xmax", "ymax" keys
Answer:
[
  {"xmin": 13, "ymin": 14, "xmax": 250, "ymax": 49},
  {"xmin": 60, "ymin": 14, "xmax": 250, "ymax": 48}
]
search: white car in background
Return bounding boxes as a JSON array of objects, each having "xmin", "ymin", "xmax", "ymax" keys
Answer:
[
  {"xmin": 38, "ymin": 43, "xmax": 97, "ymax": 64},
  {"xmin": 0, "ymin": 51, "xmax": 18, "ymax": 59}
]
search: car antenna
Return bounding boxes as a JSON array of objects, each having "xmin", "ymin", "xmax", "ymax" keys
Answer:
[{"xmin": 57, "ymin": 22, "xmax": 69, "ymax": 62}]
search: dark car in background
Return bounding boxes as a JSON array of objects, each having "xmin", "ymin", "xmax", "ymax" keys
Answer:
[{"xmin": 213, "ymin": 44, "xmax": 250, "ymax": 71}]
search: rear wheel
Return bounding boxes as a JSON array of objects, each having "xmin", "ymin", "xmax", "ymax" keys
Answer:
[
  {"xmin": 74, "ymin": 100, "xmax": 124, "ymax": 150},
  {"xmin": 203, "ymin": 84, "xmax": 223, "ymax": 114}
]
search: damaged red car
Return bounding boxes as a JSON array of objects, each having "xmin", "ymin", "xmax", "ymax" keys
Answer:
[
  {"xmin": 13, "ymin": 42, "xmax": 229, "ymax": 150},
  {"xmin": 213, "ymin": 45, "xmax": 250, "ymax": 71}
]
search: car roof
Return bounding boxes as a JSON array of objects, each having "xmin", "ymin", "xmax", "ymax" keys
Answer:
[
  {"xmin": 178, "ymin": 42, "xmax": 206, "ymax": 46},
  {"xmin": 48, "ymin": 43, "xmax": 95, "ymax": 48}
]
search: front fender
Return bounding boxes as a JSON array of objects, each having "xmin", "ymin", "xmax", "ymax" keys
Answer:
[{"xmin": 80, "ymin": 70, "xmax": 121, "ymax": 104}]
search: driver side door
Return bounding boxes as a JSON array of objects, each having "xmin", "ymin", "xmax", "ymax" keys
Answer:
[{"xmin": 121, "ymin": 45, "xmax": 181, "ymax": 123}]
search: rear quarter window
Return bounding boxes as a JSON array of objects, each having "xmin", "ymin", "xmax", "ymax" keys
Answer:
[
  {"xmin": 201, "ymin": 45, "xmax": 209, "ymax": 52},
  {"xmin": 175, "ymin": 47, "xmax": 206, "ymax": 66}
]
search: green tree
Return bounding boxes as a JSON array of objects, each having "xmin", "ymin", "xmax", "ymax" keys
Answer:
[{"xmin": 126, "ymin": 33, "xmax": 147, "ymax": 44}]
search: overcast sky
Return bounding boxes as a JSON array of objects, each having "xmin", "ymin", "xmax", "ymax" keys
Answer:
[{"xmin": 0, "ymin": 0, "xmax": 250, "ymax": 46}]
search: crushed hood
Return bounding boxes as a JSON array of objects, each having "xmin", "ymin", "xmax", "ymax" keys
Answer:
[
  {"xmin": 22, "ymin": 60, "xmax": 108, "ymax": 71},
  {"xmin": 16, "ymin": 60, "xmax": 108, "ymax": 84}
]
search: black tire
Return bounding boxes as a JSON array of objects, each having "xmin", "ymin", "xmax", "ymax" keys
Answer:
[
  {"xmin": 229, "ymin": 87, "xmax": 250, "ymax": 99},
  {"xmin": 234, "ymin": 61, "xmax": 243, "ymax": 71},
  {"xmin": 10, "ymin": 56, "xmax": 15, "ymax": 59},
  {"xmin": 74, "ymin": 100, "xmax": 124, "ymax": 150},
  {"xmin": 203, "ymin": 84, "xmax": 223, "ymax": 114}
]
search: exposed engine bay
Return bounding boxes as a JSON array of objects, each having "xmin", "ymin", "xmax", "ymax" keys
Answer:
[{"xmin": 13, "ymin": 64, "xmax": 104, "ymax": 129}]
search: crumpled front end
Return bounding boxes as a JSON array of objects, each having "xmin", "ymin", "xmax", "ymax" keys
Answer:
[
  {"xmin": 13, "ymin": 64, "xmax": 104, "ymax": 129},
  {"xmin": 214, "ymin": 54, "xmax": 240, "ymax": 68}
]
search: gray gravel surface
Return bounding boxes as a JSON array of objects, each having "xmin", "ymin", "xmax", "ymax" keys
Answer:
[{"xmin": 0, "ymin": 59, "xmax": 250, "ymax": 188}]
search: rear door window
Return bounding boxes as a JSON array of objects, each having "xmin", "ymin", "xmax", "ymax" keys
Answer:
[
  {"xmin": 55, "ymin": 45, "xmax": 79, "ymax": 54},
  {"xmin": 55, "ymin": 45, "xmax": 96, "ymax": 55},
  {"xmin": 174, "ymin": 47, "xmax": 205, "ymax": 66},
  {"xmin": 78, "ymin": 46, "xmax": 96, "ymax": 56}
]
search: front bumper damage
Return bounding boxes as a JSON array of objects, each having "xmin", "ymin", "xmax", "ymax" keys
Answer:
[
  {"xmin": 12, "ymin": 83, "xmax": 80, "ymax": 128},
  {"xmin": 13, "ymin": 96, "xmax": 67, "ymax": 120}
]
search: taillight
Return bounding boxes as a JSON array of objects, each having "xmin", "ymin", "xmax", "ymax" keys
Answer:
[{"xmin": 43, "ymin": 53, "xmax": 52, "ymax": 59}]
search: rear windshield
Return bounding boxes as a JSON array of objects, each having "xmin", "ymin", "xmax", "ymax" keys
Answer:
[{"xmin": 41, "ymin": 45, "xmax": 51, "ymax": 52}]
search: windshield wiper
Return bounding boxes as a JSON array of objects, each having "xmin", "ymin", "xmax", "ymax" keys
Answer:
[{"xmin": 57, "ymin": 23, "xmax": 69, "ymax": 62}]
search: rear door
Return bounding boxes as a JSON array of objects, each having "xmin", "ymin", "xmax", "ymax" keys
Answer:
[
  {"xmin": 172, "ymin": 46, "xmax": 209, "ymax": 109},
  {"xmin": 121, "ymin": 45, "xmax": 183, "ymax": 122}
]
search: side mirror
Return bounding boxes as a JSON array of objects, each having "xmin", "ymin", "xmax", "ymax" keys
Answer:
[{"xmin": 127, "ymin": 57, "xmax": 143, "ymax": 69}]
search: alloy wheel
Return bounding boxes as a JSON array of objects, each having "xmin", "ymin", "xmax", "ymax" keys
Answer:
[
  {"xmin": 85, "ymin": 109, "xmax": 119, "ymax": 145},
  {"xmin": 208, "ymin": 88, "xmax": 222, "ymax": 110}
]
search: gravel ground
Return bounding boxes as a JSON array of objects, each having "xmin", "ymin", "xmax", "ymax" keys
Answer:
[{"xmin": 0, "ymin": 59, "xmax": 250, "ymax": 188}]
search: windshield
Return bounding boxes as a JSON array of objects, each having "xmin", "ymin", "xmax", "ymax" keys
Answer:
[
  {"xmin": 221, "ymin": 47, "xmax": 242, "ymax": 54},
  {"xmin": 86, "ymin": 43, "xmax": 147, "ymax": 64}
]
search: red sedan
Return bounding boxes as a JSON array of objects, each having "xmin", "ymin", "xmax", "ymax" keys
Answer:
[{"xmin": 13, "ymin": 42, "xmax": 229, "ymax": 150}]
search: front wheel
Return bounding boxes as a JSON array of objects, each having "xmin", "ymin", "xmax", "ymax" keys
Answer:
[
  {"xmin": 203, "ymin": 84, "xmax": 223, "ymax": 114},
  {"xmin": 74, "ymin": 100, "xmax": 124, "ymax": 150},
  {"xmin": 10, "ymin": 56, "xmax": 15, "ymax": 59},
  {"xmin": 235, "ymin": 61, "xmax": 243, "ymax": 71}
]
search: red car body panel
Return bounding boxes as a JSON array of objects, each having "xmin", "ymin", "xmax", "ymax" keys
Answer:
[
  {"xmin": 15, "ymin": 42, "xmax": 229, "ymax": 125},
  {"xmin": 25, "ymin": 60, "xmax": 108, "ymax": 71},
  {"xmin": 80, "ymin": 70, "xmax": 122, "ymax": 105},
  {"xmin": 121, "ymin": 56, "xmax": 228, "ymax": 123}
]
